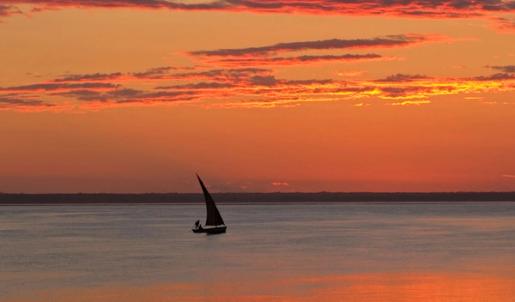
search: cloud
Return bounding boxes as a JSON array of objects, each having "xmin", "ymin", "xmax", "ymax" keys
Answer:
[
  {"xmin": 0, "ymin": 96, "xmax": 49, "ymax": 106},
  {"xmin": 156, "ymin": 81, "xmax": 235, "ymax": 90},
  {"xmin": 132, "ymin": 66, "xmax": 176, "ymax": 79},
  {"xmin": 2, "ymin": 63, "xmax": 514, "ymax": 111},
  {"xmin": 3, "ymin": 0, "xmax": 227, "ymax": 11},
  {"xmin": 378, "ymin": 85, "xmax": 460, "ymax": 99},
  {"xmin": 188, "ymin": 35, "xmax": 434, "ymax": 68},
  {"xmin": 249, "ymin": 75, "xmax": 278, "ymax": 86},
  {"xmin": 54, "ymin": 72, "xmax": 123, "ymax": 82},
  {"xmin": 489, "ymin": 65, "xmax": 515, "ymax": 73},
  {"xmin": 472, "ymin": 73, "xmax": 515, "ymax": 81},
  {"xmin": 169, "ymin": 68, "xmax": 272, "ymax": 82},
  {"xmin": 203, "ymin": 53, "xmax": 384, "ymax": 66},
  {"xmin": 51, "ymin": 67, "xmax": 217, "ymax": 83},
  {"xmin": 376, "ymin": 73, "xmax": 430, "ymax": 82},
  {"xmin": 1, "ymin": 82, "xmax": 118, "ymax": 92},
  {"xmin": 492, "ymin": 16, "xmax": 515, "ymax": 32},
  {"xmin": 390, "ymin": 100, "xmax": 432, "ymax": 106},
  {"xmin": 191, "ymin": 35, "xmax": 431, "ymax": 57},
  {"xmin": 2, "ymin": 0, "xmax": 514, "ymax": 18},
  {"xmin": 0, "ymin": 96, "xmax": 54, "ymax": 111},
  {"xmin": 56, "ymin": 88, "xmax": 195, "ymax": 103},
  {"xmin": 53, "ymin": 67, "xmax": 183, "ymax": 82},
  {"xmin": 0, "ymin": 4, "xmax": 21, "ymax": 17}
]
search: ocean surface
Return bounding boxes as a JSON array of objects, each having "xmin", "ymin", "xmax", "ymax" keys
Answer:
[{"xmin": 1, "ymin": 202, "xmax": 515, "ymax": 301}]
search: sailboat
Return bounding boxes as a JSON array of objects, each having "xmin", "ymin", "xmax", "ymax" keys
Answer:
[{"xmin": 192, "ymin": 174, "xmax": 227, "ymax": 234}]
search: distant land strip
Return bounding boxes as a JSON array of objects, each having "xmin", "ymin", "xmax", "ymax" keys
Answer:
[{"xmin": 1, "ymin": 192, "xmax": 515, "ymax": 205}]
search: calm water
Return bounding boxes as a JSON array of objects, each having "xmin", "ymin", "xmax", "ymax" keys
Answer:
[{"xmin": 1, "ymin": 202, "xmax": 515, "ymax": 301}]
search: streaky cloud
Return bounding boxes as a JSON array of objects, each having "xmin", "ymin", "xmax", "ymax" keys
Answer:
[
  {"xmin": 57, "ymin": 88, "xmax": 202, "ymax": 104},
  {"xmin": 1, "ymin": 82, "xmax": 118, "ymax": 92},
  {"xmin": 493, "ymin": 16, "xmax": 515, "ymax": 31},
  {"xmin": 489, "ymin": 65, "xmax": 515, "ymax": 73},
  {"xmin": 0, "ymin": 96, "xmax": 50, "ymax": 106},
  {"xmin": 169, "ymin": 67, "xmax": 271, "ymax": 82},
  {"xmin": 472, "ymin": 73, "xmax": 515, "ymax": 81},
  {"xmin": 2, "ymin": 0, "xmax": 514, "ymax": 18},
  {"xmin": 132, "ymin": 66, "xmax": 176, "ymax": 79},
  {"xmin": 191, "ymin": 35, "xmax": 432, "ymax": 57},
  {"xmin": 2, "ymin": 65, "xmax": 514, "ymax": 111},
  {"xmin": 0, "ymin": 4, "xmax": 21, "ymax": 17},
  {"xmin": 54, "ymin": 72, "xmax": 124, "ymax": 82},
  {"xmin": 0, "ymin": 96, "xmax": 55, "ymax": 111},
  {"xmin": 204, "ymin": 53, "xmax": 384, "ymax": 66},
  {"xmin": 155, "ymin": 82, "xmax": 235, "ymax": 90},
  {"xmin": 376, "ymin": 73, "xmax": 430, "ymax": 82}
]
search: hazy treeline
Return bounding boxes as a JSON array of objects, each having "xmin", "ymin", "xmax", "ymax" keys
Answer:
[{"xmin": 1, "ymin": 192, "xmax": 515, "ymax": 204}]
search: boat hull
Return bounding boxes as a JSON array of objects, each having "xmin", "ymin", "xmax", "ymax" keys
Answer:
[{"xmin": 192, "ymin": 225, "xmax": 227, "ymax": 234}]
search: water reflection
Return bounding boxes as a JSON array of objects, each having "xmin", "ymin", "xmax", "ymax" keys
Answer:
[
  {"xmin": 5, "ymin": 272, "xmax": 515, "ymax": 302},
  {"xmin": 1, "ymin": 202, "xmax": 515, "ymax": 301}
]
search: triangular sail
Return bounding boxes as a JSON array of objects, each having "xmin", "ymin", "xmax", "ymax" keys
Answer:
[{"xmin": 197, "ymin": 174, "xmax": 225, "ymax": 226}]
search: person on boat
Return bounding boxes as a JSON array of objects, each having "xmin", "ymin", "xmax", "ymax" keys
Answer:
[{"xmin": 194, "ymin": 220, "xmax": 202, "ymax": 230}]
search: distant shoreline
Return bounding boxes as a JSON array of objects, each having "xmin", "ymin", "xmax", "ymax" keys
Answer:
[{"xmin": 1, "ymin": 192, "xmax": 515, "ymax": 205}]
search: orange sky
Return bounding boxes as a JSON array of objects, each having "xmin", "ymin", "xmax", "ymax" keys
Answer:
[{"xmin": 0, "ymin": 1, "xmax": 514, "ymax": 192}]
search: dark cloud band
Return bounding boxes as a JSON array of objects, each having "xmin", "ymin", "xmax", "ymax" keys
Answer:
[
  {"xmin": 191, "ymin": 35, "xmax": 430, "ymax": 57},
  {"xmin": 2, "ymin": 0, "xmax": 514, "ymax": 17}
]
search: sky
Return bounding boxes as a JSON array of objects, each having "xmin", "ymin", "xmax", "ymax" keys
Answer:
[{"xmin": 0, "ymin": 0, "xmax": 514, "ymax": 193}]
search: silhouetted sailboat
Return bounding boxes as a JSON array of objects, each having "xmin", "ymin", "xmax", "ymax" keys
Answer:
[{"xmin": 192, "ymin": 174, "xmax": 227, "ymax": 234}]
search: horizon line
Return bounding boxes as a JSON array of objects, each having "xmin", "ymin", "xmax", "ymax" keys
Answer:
[{"xmin": 2, "ymin": 191, "xmax": 515, "ymax": 195}]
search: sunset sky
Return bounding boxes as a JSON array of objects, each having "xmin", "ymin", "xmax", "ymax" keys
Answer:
[{"xmin": 1, "ymin": 0, "xmax": 514, "ymax": 193}]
